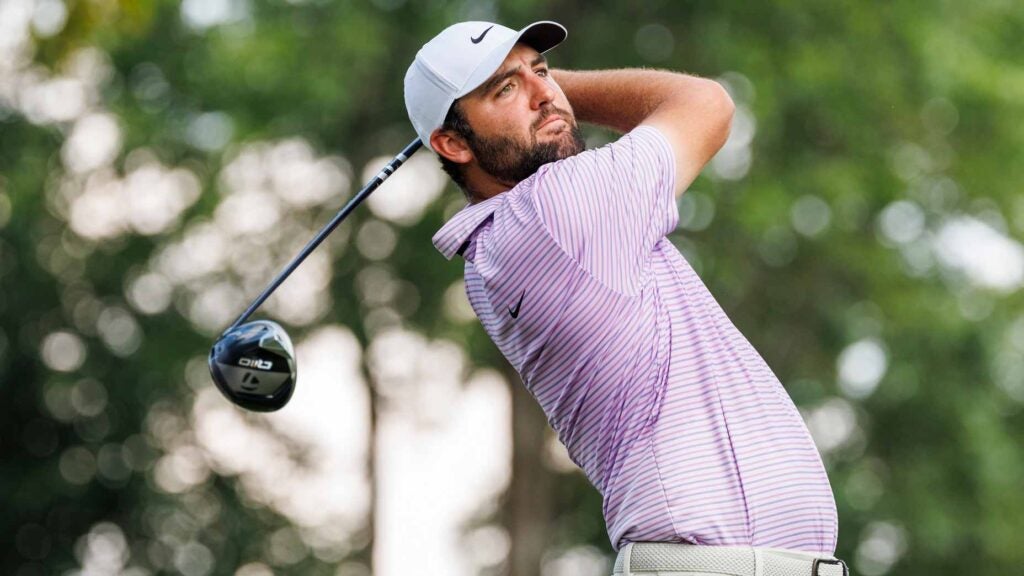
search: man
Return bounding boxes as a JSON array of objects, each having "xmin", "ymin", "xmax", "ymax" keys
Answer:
[{"xmin": 405, "ymin": 21, "xmax": 847, "ymax": 576}]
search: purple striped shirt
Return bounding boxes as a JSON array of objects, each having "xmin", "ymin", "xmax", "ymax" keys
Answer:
[{"xmin": 432, "ymin": 126, "xmax": 838, "ymax": 554}]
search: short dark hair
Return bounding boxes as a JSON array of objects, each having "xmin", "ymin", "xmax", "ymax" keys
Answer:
[{"xmin": 438, "ymin": 100, "xmax": 476, "ymax": 202}]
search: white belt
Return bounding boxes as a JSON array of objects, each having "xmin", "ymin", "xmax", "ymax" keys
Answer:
[{"xmin": 613, "ymin": 542, "xmax": 848, "ymax": 576}]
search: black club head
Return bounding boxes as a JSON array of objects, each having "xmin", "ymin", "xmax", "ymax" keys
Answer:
[{"xmin": 208, "ymin": 320, "xmax": 297, "ymax": 412}]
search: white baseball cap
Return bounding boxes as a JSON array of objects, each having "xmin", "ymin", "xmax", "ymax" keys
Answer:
[{"xmin": 404, "ymin": 21, "xmax": 567, "ymax": 152}]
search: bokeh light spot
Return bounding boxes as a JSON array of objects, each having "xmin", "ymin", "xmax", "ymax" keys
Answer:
[
  {"xmin": 838, "ymin": 338, "xmax": 888, "ymax": 399},
  {"xmin": 634, "ymin": 24, "xmax": 674, "ymax": 62},
  {"xmin": 59, "ymin": 446, "xmax": 96, "ymax": 485},
  {"xmin": 40, "ymin": 330, "xmax": 86, "ymax": 372}
]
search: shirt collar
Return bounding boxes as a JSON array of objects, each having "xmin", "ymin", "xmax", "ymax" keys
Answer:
[{"xmin": 432, "ymin": 193, "xmax": 505, "ymax": 260}]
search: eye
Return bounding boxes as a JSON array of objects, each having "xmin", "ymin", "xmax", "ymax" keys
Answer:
[
  {"xmin": 498, "ymin": 83, "xmax": 513, "ymax": 96},
  {"xmin": 535, "ymin": 68, "xmax": 549, "ymax": 77}
]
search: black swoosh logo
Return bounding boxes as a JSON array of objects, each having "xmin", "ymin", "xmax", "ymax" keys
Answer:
[
  {"xmin": 471, "ymin": 25, "xmax": 494, "ymax": 44},
  {"xmin": 508, "ymin": 289, "xmax": 525, "ymax": 319}
]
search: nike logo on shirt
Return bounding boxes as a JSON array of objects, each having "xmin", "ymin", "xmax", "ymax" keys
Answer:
[{"xmin": 509, "ymin": 289, "xmax": 525, "ymax": 318}]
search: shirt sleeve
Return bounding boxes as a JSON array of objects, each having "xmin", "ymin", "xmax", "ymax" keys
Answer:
[{"xmin": 530, "ymin": 125, "xmax": 679, "ymax": 295}]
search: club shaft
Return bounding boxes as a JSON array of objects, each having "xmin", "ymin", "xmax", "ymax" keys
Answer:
[{"xmin": 224, "ymin": 138, "xmax": 424, "ymax": 333}]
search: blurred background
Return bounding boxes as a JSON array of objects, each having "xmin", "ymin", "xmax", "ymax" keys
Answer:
[{"xmin": 2, "ymin": 0, "xmax": 1023, "ymax": 575}]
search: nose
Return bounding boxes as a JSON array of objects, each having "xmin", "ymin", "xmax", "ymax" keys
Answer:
[{"xmin": 527, "ymin": 70, "xmax": 555, "ymax": 110}]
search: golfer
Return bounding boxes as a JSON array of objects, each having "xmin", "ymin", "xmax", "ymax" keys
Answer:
[{"xmin": 405, "ymin": 21, "xmax": 847, "ymax": 576}]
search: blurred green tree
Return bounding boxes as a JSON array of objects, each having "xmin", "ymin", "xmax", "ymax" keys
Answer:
[{"xmin": 1, "ymin": 1, "xmax": 1022, "ymax": 575}]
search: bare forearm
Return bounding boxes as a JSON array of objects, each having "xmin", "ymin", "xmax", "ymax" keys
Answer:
[
  {"xmin": 552, "ymin": 67, "xmax": 734, "ymax": 195},
  {"xmin": 552, "ymin": 68, "xmax": 727, "ymax": 133}
]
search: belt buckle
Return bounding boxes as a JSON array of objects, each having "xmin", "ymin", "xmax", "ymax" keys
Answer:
[{"xmin": 811, "ymin": 558, "xmax": 848, "ymax": 576}]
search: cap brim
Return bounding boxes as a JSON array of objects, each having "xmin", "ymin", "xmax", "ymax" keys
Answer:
[
  {"xmin": 517, "ymin": 21, "xmax": 567, "ymax": 54},
  {"xmin": 456, "ymin": 20, "xmax": 567, "ymax": 99}
]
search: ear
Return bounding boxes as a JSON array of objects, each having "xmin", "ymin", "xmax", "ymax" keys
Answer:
[{"xmin": 430, "ymin": 129, "xmax": 474, "ymax": 165}]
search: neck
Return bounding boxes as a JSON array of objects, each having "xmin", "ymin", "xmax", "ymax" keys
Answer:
[{"xmin": 465, "ymin": 164, "xmax": 515, "ymax": 204}]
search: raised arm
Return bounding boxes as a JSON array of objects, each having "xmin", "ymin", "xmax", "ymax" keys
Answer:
[{"xmin": 552, "ymin": 68, "xmax": 734, "ymax": 197}]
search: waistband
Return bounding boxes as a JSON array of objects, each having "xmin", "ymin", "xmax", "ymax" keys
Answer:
[{"xmin": 613, "ymin": 542, "xmax": 848, "ymax": 576}]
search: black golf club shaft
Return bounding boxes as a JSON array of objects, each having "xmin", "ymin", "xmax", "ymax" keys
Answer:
[{"xmin": 223, "ymin": 138, "xmax": 423, "ymax": 334}]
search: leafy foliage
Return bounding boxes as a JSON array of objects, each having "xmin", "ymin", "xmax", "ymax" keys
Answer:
[{"xmin": 1, "ymin": 1, "xmax": 1022, "ymax": 575}]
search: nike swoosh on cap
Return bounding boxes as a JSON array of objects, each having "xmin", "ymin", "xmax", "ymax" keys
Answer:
[{"xmin": 471, "ymin": 25, "xmax": 494, "ymax": 44}]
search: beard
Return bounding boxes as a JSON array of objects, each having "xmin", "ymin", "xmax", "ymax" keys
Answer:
[{"xmin": 467, "ymin": 107, "xmax": 586, "ymax": 185}]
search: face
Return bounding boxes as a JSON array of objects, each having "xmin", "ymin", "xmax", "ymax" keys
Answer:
[{"xmin": 444, "ymin": 43, "xmax": 585, "ymax": 186}]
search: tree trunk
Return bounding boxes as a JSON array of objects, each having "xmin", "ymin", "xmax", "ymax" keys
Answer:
[
  {"xmin": 362, "ymin": 362, "xmax": 378, "ymax": 575},
  {"xmin": 504, "ymin": 364, "xmax": 555, "ymax": 576}
]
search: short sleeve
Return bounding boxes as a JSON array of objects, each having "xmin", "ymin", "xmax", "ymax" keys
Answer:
[{"xmin": 530, "ymin": 125, "xmax": 679, "ymax": 295}]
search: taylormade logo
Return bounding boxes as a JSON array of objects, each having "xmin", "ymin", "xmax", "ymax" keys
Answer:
[{"xmin": 239, "ymin": 357, "xmax": 273, "ymax": 370}]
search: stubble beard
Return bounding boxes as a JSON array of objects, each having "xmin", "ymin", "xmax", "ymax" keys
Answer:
[{"xmin": 468, "ymin": 108, "xmax": 586, "ymax": 186}]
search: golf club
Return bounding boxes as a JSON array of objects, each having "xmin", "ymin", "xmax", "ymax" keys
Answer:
[{"xmin": 208, "ymin": 138, "xmax": 423, "ymax": 412}]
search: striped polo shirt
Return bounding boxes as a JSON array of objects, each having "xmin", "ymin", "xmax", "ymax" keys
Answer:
[{"xmin": 432, "ymin": 126, "xmax": 838, "ymax": 554}]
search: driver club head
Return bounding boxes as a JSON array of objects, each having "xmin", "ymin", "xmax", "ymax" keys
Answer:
[{"xmin": 208, "ymin": 320, "xmax": 297, "ymax": 412}]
